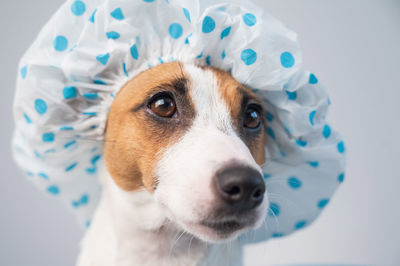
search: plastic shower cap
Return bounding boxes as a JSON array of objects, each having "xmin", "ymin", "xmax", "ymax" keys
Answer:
[{"xmin": 12, "ymin": 0, "xmax": 346, "ymax": 241}]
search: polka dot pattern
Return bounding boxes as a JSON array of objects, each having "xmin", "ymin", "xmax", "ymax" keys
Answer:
[
  {"xmin": 96, "ymin": 53, "xmax": 110, "ymax": 65},
  {"xmin": 34, "ymin": 99, "xmax": 47, "ymax": 114},
  {"xmin": 42, "ymin": 132, "xmax": 55, "ymax": 142},
  {"xmin": 20, "ymin": 66, "xmax": 27, "ymax": 79},
  {"xmin": 71, "ymin": 0, "xmax": 86, "ymax": 16},
  {"xmin": 337, "ymin": 141, "xmax": 346, "ymax": 153},
  {"xmin": 243, "ymin": 13, "xmax": 256, "ymax": 26},
  {"xmin": 317, "ymin": 198, "xmax": 330, "ymax": 208},
  {"xmin": 63, "ymin": 86, "xmax": 77, "ymax": 99},
  {"xmin": 183, "ymin": 8, "xmax": 191, "ymax": 23},
  {"xmin": 295, "ymin": 220, "xmax": 307, "ymax": 230},
  {"xmin": 47, "ymin": 185, "xmax": 60, "ymax": 195},
  {"xmin": 268, "ymin": 202, "xmax": 280, "ymax": 216},
  {"xmin": 202, "ymin": 16, "xmax": 215, "ymax": 33},
  {"xmin": 220, "ymin": 26, "xmax": 231, "ymax": 40},
  {"xmin": 288, "ymin": 176, "xmax": 302, "ymax": 189},
  {"xmin": 130, "ymin": 44, "xmax": 139, "ymax": 60},
  {"xmin": 106, "ymin": 31, "xmax": 120, "ymax": 39},
  {"xmin": 54, "ymin": 36, "xmax": 69, "ymax": 52},
  {"xmin": 169, "ymin": 23, "xmax": 183, "ymax": 39},
  {"xmin": 309, "ymin": 73, "xmax": 318, "ymax": 84},
  {"xmin": 110, "ymin": 8, "xmax": 124, "ymax": 20},
  {"xmin": 241, "ymin": 49, "xmax": 257, "ymax": 65},
  {"xmin": 280, "ymin": 51, "xmax": 295, "ymax": 68}
]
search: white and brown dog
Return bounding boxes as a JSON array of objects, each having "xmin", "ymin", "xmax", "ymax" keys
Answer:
[{"xmin": 77, "ymin": 62, "xmax": 268, "ymax": 266}]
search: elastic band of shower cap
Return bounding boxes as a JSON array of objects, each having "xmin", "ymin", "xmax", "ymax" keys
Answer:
[{"xmin": 12, "ymin": 0, "xmax": 346, "ymax": 241}]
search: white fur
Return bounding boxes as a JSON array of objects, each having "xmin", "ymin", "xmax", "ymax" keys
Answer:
[{"xmin": 77, "ymin": 64, "xmax": 268, "ymax": 266}]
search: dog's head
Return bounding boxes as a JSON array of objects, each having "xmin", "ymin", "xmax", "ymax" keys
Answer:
[{"xmin": 104, "ymin": 62, "xmax": 268, "ymax": 242}]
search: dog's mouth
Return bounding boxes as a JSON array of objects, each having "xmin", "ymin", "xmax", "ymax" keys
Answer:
[{"xmin": 200, "ymin": 219, "xmax": 244, "ymax": 236}]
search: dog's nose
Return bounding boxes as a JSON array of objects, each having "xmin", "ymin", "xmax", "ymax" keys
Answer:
[{"xmin": 214, "ymin": 164, "xmax": 265, "ymax": 212}]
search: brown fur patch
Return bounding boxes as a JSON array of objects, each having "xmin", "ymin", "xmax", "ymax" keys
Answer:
[
  {"xmin": 104, "ymin": 62, "xmax": 195, "ymax": 192},
  {"xmin": 208, "ymin": 68, "xmax": 266, "ymax": 166}
]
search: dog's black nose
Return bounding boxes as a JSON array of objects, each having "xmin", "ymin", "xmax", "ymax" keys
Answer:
[{"xmin": 214, "ymin": 164, "xmax": 265, "ymax": 212}]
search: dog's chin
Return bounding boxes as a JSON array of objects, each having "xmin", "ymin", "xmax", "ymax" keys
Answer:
[{"xmin": 172, "ymin": 212, "xmax": 266, "ymax": 243}]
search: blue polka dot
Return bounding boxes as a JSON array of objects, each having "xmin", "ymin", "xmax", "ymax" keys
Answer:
[
  {"xmin": 47, "ymin": 185, "xmax": 60, "ymax": 195},
  {"xmin": 288, "ymin": 176, "xmax": 302, "ymax": 189},
  {"xmin": 64, "ymin": 140, "xmax": 76, "ymax": 149},
  {"xmin": 266, "ymin": 127, "xmax": 275, "ymax": 139},
  {"xmin": 66, "ymin": 162, "xmax": 78, "ymax": 172},
  {"xmin": 130, "ymin": 44, "xmax": 139, "ymax": 60},
  {"xmin": 34, "ymin": 99, "xmax": 47, "ymax": 114},
  {"xmin": 38, "ymin": 172, "xmax": 49, "ymax": 179},
  {"xmin": 317, "ymin": 198, "xmax": 330, "ymax": 209},
  {"xmin": 85, "ymin": 220, "xmax": 91, "ymax": 228},
  {"xmin": 96, "ymin": 53, "xmax": 110, "ymax": 65},
  {"xmin": 83, "ymin": 112, "xmax": 97, "ymax": 116},
  {"xmin": 20, "ymin": 66, "xmax": 27, "ymax": 79},
  {"xmin": 23, "ymin": 113, "xmax": 32, "ymax": 124},
  {"xmin": 268, "ymin": 202, "xmax": 280, "ymax": 216},
  {"xmin": 169, "ymin": 23, "xmax": 183, "ymax": 39},
  {"xmin": 63, "ymin": 86, "xmax": 77, "ymax": 99},
  {"xmin": 266, "ymin": 111, "xmax": 274, "ymax": 122},
  {"xmin": 183, "ymin": 8, "xmax": 191, "ymax": 23},
  {"xmin": 123, "ymin": 62, "xmax": 129, "ymax": 77},
  {"xmin": 220, "ymin": 26, "xmax": 231, "ymax": 40},
  {"xmin": 296, "ymin": 139, "xmax": 307, "ymax": 147},
  {"xmin": 110, "ymin": 8, "xmax": 124, "ymax": 20},
  {"xmin": 80, "ymin": 194, "xmax": 89, "ymax": 204},
  {"xmin": 86, "ymin": 166, "xmax": 97, "ymax": 174},
  {"xmin": 184, "ymin": 33, "xmax": 191, "ymax": 44},
  {"xmin": 202, "ymin": 16, "xmax": 215, "ymax": 33},
  {"xmin": 42, "ymin": 132, "xmax": 55, "ymax": 142},
  {"xmin": 309, "ymin": 110, "xmax": 316, "ymax": 125},
  {"xmin": 205, "ymin": 56, "xmax": 211, "ymax": 66},
  {"xmin": 89, "ymin": 8, "xmax": 97, "ymax": 23},
  {"xmin": 93, "ymin": 79, "xmax": 106, "ymax": 85},
  {"xmin": 221, "ymin": 50, "xmax": 226, "ymax": 59},
  {"xmin": 143, "ymin": 0, "xmax": 155, "ymax": 2},
  {"xmin": 53, "ymin": 36, "xmax": 68, "ymax": 52},
  {"xmin": 286, "ymin": 90, "xmax": 297, "ymax": 100},
  {"xmin": 337, "ymin": 141, "xmax": 346, "ymax": 153},
  {"xmin": 263, "ymin": 173, "xmax": 271, "ymax": 179},
  {"xmin": 196, "ymin": 52, "xmax": 203, "ymax": 59},
  {"xmin": 338, "ymin": 172, "xmax": 345, "ymax": 183},
  {"xmin": 280, "ymin": 51, "xmax": 295, "ymax": 68},
  {"xmin": 241, "ymin": 49, "xmax": 257, "ymax": 65},
  {"xmin": 60, "ymin": 126, "xmax": 74, "ymax": 131},
  {"xmin": 295, "ymin": 220, "xmax": 307, "ymax": 230},
  {"xmin": 308, "ymin": 161, "xmax": 319, "ymax": 168},
  {"xmin": 272, "ymin": 232, "xmax": 284, "ymax": 238},
  {"xmin": 91, "ymin": 154, "xmax": 101, "ymax": 165},
  {"xmin": 106, "ymin": 31, "xmax": 120, "ymax": 39},
  {"xmin": 71, "ymin": 0, "xmax": 86, "ymax": 16},
  {"xmin": 83, "ymin": 93, "xmax": 98, "ymax": 100},
  {"xmin": 309, "ymin": 73, "xmax": 318, "ymax": 84},
  {"xmin": 243, "ymin": 13, "xmax": 256, "ymax": 26},
  {"xmin": 323, "ymin": 124, "xmax": 331, "ymax": 138}
]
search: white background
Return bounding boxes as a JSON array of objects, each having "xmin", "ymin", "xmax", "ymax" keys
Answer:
[{"xmin": 0, "ymin": 1, "xmax": 399, "ymax": 265}]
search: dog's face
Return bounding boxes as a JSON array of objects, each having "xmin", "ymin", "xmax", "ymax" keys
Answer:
[{"xmin": 105, "ymin": 62, "xmax": 268, "ymax": 242}]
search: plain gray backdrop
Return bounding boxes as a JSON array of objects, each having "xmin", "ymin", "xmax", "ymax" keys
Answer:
[{"xmin": 1, "ymin": 0, "xmax": 399, "ymax": 265}]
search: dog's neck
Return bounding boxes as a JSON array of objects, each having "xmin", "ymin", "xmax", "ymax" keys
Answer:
[{"xmin": 77, "ymin": 162, "xmax": 243, "ymax": 266}]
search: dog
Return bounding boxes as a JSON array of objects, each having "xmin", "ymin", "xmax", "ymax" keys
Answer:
[{"xmin": 76, "ymin": 61, "xmax": 269, "ymax": 266}]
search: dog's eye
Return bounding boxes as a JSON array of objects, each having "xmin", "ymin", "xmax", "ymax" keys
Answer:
[
  {"xmin": 243, "ymin": 106, "xmax": 261, "ymax": 129},
  {"xmin": 148, "ymin": 93, "xmax": 176, "ymax": 118}
]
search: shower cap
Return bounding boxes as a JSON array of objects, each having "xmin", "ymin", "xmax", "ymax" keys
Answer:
[{"xmin": 12, "ymin": 0, "xmax": 346, "ymax": 242}]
